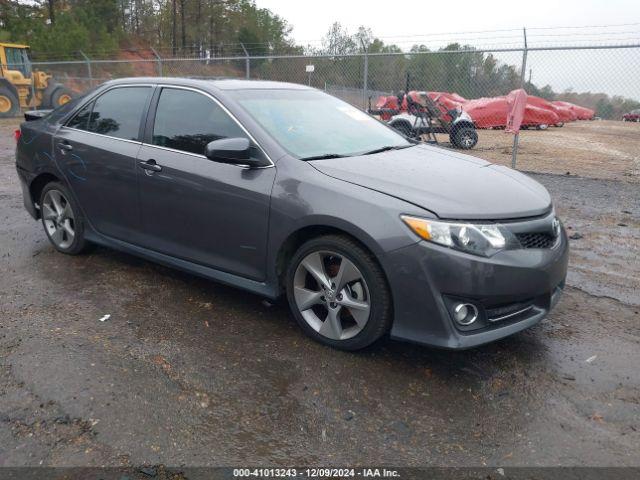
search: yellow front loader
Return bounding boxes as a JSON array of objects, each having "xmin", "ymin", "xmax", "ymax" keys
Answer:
[{"xmin": 0, "ymin": 42, "xmax": 73, "ymax": 118}]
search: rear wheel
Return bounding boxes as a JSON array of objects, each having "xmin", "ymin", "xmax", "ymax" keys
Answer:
[
  {"xmin": 40, "ymin": 182, "xmax": 88, "ymax": 255},
  {"xmin": 0, "ymin": 86, "xmax": 20, "ymax": 118},
  {"xmin": 286, "ymin": 235, "xmax": 392, "ymax": 350},
  {"xmin": 451, "ymin": 126, "xmax": 478, "ymax": 149}
]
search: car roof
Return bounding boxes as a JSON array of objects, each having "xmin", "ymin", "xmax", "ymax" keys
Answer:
[{"xmin": 102, "ymin": 77, "xmax": 312, "ymax": 91}]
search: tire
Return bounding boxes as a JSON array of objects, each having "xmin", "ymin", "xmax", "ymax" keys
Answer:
[
  {"xmin": 0, "ymin": 86, "xmax": 20, "ymax": 118},
  {"xmin": 285, "ymin": 235, "xmax": 392, "ymax": 350},
  {"xmin": 451, "ymin": 126, "xmax": 478, "ymax": 149},
  {"xmin": 40, "ymin": 181, "xmax": 88, "ymax": 255},
  {"xmin": 554, "ymin": 122, "xmax": 564, "ymax": 127},
  {"xmin": 536, "ymin": 124, "xmax": 549, "ymax": 130},
  {"xmin": 49, "ymin": 86, "xmax": 74, "ymax": 109},
  {"xmin": 391, "ymin": 121, "xmax": 413, "ymax": 138}
]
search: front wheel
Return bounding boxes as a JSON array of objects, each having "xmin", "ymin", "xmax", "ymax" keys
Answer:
[
  {"xmin": 285, "ymin": 235, "xmax": 392, "ymax": 350},
  {"xmin": 451, "ymin": 126, "xmax": 478, "ymax": 149},
  {"xmin": 40, "ymin": 182, "xmax": 88, "ymax": 255},
  {"xmin": 50, "ymin": 86, "xmax": 74, "ymax": 108}
]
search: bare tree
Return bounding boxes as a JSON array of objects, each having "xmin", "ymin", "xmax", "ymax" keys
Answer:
[{"xmin": 172, "ymin": 0, "xmax": 177, "ymax": 55}]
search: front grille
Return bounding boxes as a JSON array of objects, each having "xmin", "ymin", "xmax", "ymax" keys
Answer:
[{"xmin": 516, "ymin": 232, "xmax": 555, "ymax": 249}]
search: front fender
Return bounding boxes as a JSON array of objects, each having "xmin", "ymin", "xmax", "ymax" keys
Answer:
[{"xmin": 264, "ymin": 158, "xmax": 429, "ymax": 287}]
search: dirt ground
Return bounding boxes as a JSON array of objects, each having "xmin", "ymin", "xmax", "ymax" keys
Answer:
[
  {"xmin": 436, "ymin": 120, "xmax": 640, "ymax": 182},
  {"xmin": 0, "ymin": 117, "xmax": 639, "ymax": 470}
]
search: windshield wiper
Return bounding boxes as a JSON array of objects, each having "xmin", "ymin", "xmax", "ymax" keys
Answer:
[
  {"xmin": 361, "ymin": 144, "xmax": 415, "ymax": 155},
  {"xmin": 299, "ymin": 153, "xmax": 350, "ymax": 161}
]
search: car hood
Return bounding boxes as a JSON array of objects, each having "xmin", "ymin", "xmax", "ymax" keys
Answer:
[{"xmin": 309, "ymin": 144, "xmax": 552, "ymax": 220}]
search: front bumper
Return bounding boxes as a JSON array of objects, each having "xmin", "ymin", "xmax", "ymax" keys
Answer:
[{"xmin": 382, "ymin": 229, "xmax": 569, "ymax": 349}]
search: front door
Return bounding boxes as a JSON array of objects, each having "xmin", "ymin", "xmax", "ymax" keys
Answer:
[
  {"xmin": 136, "ymin": 86, "xmax": 275, "ymax": 281},
  {"xmin": 54, "ymin": 85, "xmax": 153, "ymax": 242}
]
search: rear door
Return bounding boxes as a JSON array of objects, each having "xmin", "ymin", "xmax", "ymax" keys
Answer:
[
  {"xmin": 136, "ymin": 86, "xmax": 276, "ymax": 281},
  {"xmin": 54, "ymin": 85, "xmax": 153, "ymax": 241}
]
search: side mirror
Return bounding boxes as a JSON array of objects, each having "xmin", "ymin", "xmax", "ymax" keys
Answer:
[{"xmin": 205, "ymin": 137, "xmax": 263, "ymax": 167}]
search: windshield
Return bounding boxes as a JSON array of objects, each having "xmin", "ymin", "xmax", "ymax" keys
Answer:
[{"xmin": 231, "ymin": 89, "xmax": 411, "ymax": 159}]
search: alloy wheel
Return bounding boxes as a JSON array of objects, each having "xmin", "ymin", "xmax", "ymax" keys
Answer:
[
  {"xmin": 461, "ymin": 132, "xmax": 475, "ymax": 148},
  {"xmin": 293, "ymin": 250, "xmax": 371, "ymax": 341},
  {"xmin": 42, "ymin": 189, "xmax": 76, "ymax": 249}
]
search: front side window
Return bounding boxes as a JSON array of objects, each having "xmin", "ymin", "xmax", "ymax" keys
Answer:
[
  {"xmin": 86, "ymin": 87, "xmax": 151, "ymax": 141},
  {"xmin": 152, "ymin": 88, "xmax": 246, "ymax": 155}
]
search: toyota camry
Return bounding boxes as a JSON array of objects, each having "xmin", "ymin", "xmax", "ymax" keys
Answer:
[{"xmin": 15, "ymin": 78, "xmax": 568, "ymax": 350}]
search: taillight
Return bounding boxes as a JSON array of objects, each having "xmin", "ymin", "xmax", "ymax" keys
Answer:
[{"xmin": 14, "ymin": 129, "xmax": 21, "ymax": 143}]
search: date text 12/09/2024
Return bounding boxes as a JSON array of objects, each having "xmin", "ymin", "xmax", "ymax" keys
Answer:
[{"xmin": 233, "ymin": 468, "xmax": 400, "ymax": 478}]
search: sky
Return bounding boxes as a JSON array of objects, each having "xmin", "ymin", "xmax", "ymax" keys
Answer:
[
  {"xmin": 256, "ymin": 0, "xmax": 639, "ymax": 46},
  {"xmin": 256, "ymin": 0, "xmax": 640, "ymax": 99}
]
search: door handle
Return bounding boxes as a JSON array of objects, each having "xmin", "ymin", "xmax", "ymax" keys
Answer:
[
  {"xmin": 138, "ymin": 159, "xmax": 162, "ymax": 172},
  {"xmin": 57, "ymin": 142, "xmax": 73, "ymax": 152}
]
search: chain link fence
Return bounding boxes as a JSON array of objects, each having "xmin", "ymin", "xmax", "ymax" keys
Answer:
[{"xmin": 8, "ymin": 43, "xmax": 639, "ymax": 178}]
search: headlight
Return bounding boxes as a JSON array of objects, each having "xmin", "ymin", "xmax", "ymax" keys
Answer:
[{"xmin": 401, "ymin": 215, "xmax": 519, "ymax": 257}]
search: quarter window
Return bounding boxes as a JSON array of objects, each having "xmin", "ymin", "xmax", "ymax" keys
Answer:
[
  {"xmin": 86, "ymin": 87, "xmax": 151, "ymax": 141},
  {"xmin": 152, "ymin": 88, "xmax": 246, "ymax": 155},
  {"xmin": 66, "ymin": 101, "xmax": 94, "ymax": 131}
]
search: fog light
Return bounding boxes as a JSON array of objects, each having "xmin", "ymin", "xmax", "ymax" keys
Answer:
[{"xmin": 453, "ymin": 303, "xmax": 479, "ymax": 325}]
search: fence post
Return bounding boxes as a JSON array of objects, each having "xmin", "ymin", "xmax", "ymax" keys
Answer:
[
  {"xmin": 240, "ymin": 43, "xmax": 250, "ymax": 79},
  {"xmin": 512, "ymin": 28, "xmax": 528, "ymax": 169},
  {"xmin": 361, "ymin": 40, "xmax": 369, "ymax": 110},
  {"xmin": 79, "ymin": 50, "xmax": 93, "ymax": 88},
  {"xmin": 151, "ymin": 47, "xmax": 163, "ymax": 77},
  {"xmin": 28, "ymin": 58, "xmax": 37, "ymax": 110}
]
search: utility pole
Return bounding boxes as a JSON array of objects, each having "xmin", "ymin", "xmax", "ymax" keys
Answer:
[{"xmin": 47, "ymin": 0, "xmax": 55, "ymax": 25}]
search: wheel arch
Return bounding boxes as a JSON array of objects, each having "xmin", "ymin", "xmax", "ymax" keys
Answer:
[
  {"xmin": 273, "ymin": 221, "xmax": 387, "ymax": 295},
  {"xmin": 29, "ymin": 172, "xmax": 63, "ymax": 217}
]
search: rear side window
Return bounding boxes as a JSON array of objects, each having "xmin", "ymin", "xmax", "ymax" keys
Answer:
[
  {"xmin": 85, "ymin": 86, "xmax": 151, "ymax": 140},
  {"xmin": 152, "ymin": 88, "xmax": 246, "ymax": 155}
]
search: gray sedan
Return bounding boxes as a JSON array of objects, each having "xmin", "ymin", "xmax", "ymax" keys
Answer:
[{"xmin": 15, "ymin": 78, "xmax": 568, "ymax": 350}]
